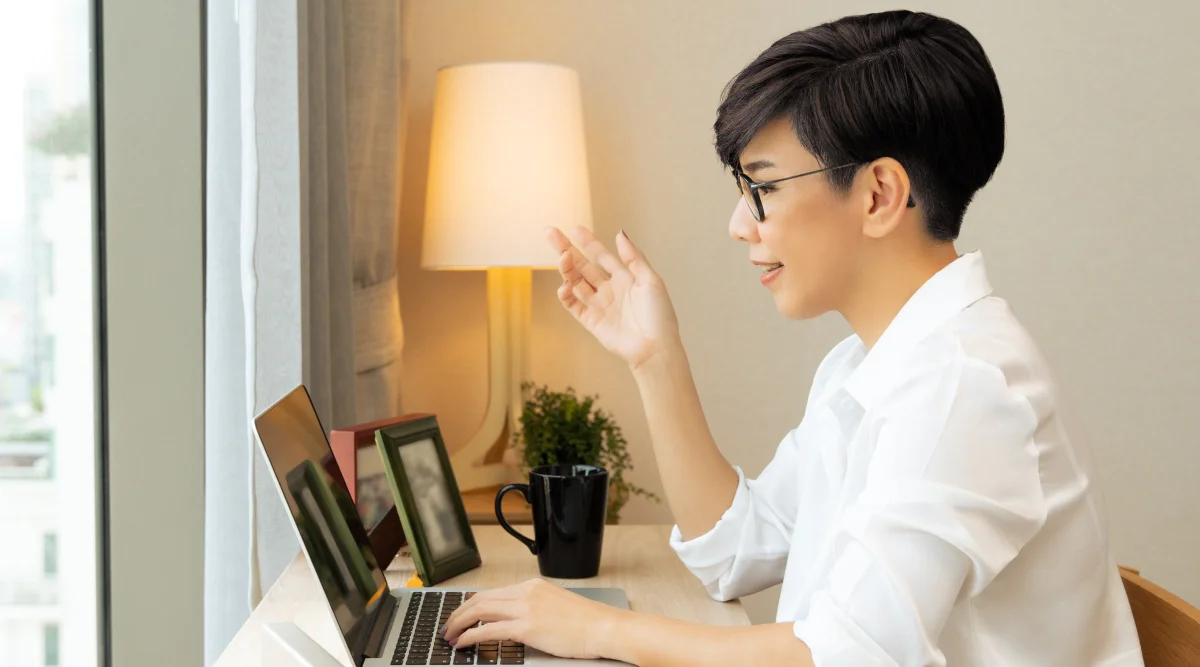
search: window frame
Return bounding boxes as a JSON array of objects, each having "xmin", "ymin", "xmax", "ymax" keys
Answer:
[{"xmin": 96, "ymin": 0, "xmax": 205, "ymax": 664}]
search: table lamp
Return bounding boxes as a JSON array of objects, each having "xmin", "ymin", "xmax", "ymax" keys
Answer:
[{"xmin": 421, "ymin": 61, "xmax": 594, "ymax": 491}]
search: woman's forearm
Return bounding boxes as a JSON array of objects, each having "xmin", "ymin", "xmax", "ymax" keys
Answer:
[
  {"xmin": 599, "ymin": 609, "xmax": 813, "ymax": 667},
  {"xmin": 631, "ymin": 345, "xmax": 739, "ymax": 540}
]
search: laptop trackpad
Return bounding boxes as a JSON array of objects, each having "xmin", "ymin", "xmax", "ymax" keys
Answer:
[
  {"xmin": 524, "ymin": 589, "xmax": 633, "ymax": 665},
  {"xmin": 567, "ymin": 587, "xmax": 630, "ymax": 610}
]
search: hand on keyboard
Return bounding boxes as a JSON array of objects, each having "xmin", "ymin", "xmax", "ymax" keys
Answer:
[
  {"xmin": 440, "ymin": 579, "xmax": 622, "ymax": 661},
  {"xmin": 393, "ymin": 591, "xmax": 525, "ymax": 665}
]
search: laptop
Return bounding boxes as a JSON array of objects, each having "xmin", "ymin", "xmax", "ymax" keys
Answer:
[{"xmin": 254, "ymin": 385, "xmax": 631, "ymax": 666}]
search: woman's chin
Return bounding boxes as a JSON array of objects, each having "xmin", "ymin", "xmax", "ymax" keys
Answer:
[{"xmin": 773, "ymin": 289, "xmax": 825, "ymax": 321}]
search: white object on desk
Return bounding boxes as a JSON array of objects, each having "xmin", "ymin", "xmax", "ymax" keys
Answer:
[{"xmin": 263, "ymin": 622, "xmax": 344, "ymax": 667}]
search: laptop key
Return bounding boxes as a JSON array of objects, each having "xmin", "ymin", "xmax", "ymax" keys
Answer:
[
  {"xmin": 499, "ymin": 659, "xmax": 524, "ymax": 665},
  {"xmin": 453, "ymin": 654, "xmax": 475, "ymax": 665},
  {"xmin": 430, "ymin": 657, "xmax": 452, "ymax": 665}
]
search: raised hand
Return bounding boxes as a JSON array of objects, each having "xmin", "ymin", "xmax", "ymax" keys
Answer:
[{"xmin": 545, "ymin": 226, "xmax": 681, "ymax": 370}]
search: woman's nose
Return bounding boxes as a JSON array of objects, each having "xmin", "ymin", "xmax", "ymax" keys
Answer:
[{"xmin": 729, "ymin": 200, "xmax": 759, "ymax": 243}]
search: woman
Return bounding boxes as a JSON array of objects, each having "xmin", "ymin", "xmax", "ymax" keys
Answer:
[{"xmin": 442, "ymin": 9, "xmax": 1143, "ymax": 666}]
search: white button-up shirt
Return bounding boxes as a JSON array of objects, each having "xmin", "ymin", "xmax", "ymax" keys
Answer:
[{"xmin": 671, "ymin": 251, "xmax": 1144, "ymax": 666}]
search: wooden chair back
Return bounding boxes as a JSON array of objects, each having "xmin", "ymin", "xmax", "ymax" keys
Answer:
[{"xmin": 1119, "ymin": 566, "xmax": 1200, "ymax": 666}]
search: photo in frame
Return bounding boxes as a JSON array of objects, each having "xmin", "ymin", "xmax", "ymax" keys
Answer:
[
  {"xmin": 330, "ymin": 415, "xmax": 427, "ymax": 570},
  {"xmin": 375, "ymin": 415, "xmax": 481, "ymax": 586}
]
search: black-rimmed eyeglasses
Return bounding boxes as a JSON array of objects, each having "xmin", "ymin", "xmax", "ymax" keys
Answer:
[{"xmin": 734, "ymin": 162, "xmax": 917, "ymax": 222}]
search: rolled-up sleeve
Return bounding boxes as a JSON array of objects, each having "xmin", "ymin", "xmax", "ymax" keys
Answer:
[
  {"xmin": 668, "ymin": 338, "xmax": 861, "ymax": 602},
  {"xmin": 794, "ymin": 355, "xmax": 1047, "ymax": 667},
  {"xmin": 669, "ymin": 428, "xmax": 807, "ymax": 601}
]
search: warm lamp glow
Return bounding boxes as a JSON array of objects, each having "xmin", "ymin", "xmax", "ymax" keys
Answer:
[{"xmin": 421, "ymin": 61, "xmax": 594, "ymax": 270}]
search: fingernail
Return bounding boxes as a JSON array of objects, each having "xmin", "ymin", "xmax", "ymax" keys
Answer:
[{"xmin": 437, "ymin": 623, "xmax": 446, "ymax": 636}]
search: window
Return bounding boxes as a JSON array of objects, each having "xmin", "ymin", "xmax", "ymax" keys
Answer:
[
  {"xmin": 0, "ymin": 0, "xmax": 100, "ymax": 665},
  {"xmin": 45, "ymin": 623, "xmax": 61, "ymax": 666},
  {"xmin": 44, "ymin": 533, "xmax": 58, "ymax": 577}
]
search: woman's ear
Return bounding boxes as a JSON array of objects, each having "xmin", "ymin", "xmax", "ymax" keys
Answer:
[{"xmin": 861, "ymin": 158, "xmax": 913, "ymax": 240}]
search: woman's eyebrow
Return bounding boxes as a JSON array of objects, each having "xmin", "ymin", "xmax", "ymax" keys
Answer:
[{"xmin": 740, "ymin": 159, "xmax": 775, "ymax": 175}]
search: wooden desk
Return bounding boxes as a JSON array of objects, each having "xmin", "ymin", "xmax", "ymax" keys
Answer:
[
  {"xmin": 214, "ymin": 525, "xmax": 749, "ymax": 666},
  {"xmin": 462, "ymin": 485, "xmax": 533, "ymax": 525}
]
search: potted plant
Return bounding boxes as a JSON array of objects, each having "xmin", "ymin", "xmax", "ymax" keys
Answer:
[{"xmin": 511, "ymin": 382, "xmax": 658, "ymax": 524}]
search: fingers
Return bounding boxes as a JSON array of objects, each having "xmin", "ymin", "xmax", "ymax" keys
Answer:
[
  {"xmin": 548, "ymin": 226, "xmax": 611, "ymax": 315},
  {"xmin": 557, "ymin": 280, "xmax": 585, "ymax": 319},
  {"xmin": 615, "ymin": 229, "xmax": 656, "ymax": 282},
  {"xmin": 568, "ymin": 226, "xmax": 630, "ymax": 280},
  {"xmin": 453, "ymin": 620, "xmax": 521, "ymax": 649},
  {"xmin": 443, "ymin": 599, "xmax": 514, "ymax": 643},
  {"xmin": 571, "ymin": 278, "xmax": 598, "ymax": 304},
  {"xmin": 549, "ymin": 225, "xmax": 637, "ymax": 322},
  {"xmin": 557, "ymin": 243, "xmax": 609, "ymax": 289},
  {"xmin": 543, "ymin": 225, "xmax": 573, "ymax": 255},
  {"xmin": 441, "ymin": 587, "xmax": 521, "ymax": 639}
]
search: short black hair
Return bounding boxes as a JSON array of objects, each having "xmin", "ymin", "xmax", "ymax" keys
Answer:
[{"xmin": 715, "ymin": 10, "xmax": 1004, "ymax": 241}]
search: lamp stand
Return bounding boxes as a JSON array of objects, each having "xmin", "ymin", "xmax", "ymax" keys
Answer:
[{"xmin": 449, "ymin": 267, "xmax": 531, "ymax": 491}]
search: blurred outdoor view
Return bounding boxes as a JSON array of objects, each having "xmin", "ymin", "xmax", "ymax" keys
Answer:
[{"xmin": 0, "ymin": 1, "xmax": 100, "ymax": 665}]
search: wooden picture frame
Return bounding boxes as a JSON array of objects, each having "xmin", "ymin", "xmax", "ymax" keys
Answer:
[
  {"xmin": 330, "ymin": 415, "xmax": 428, "ymax": 569},
  {"xmin": 375, "ymin": 415, "xmax": 481, "ymax": 586}
]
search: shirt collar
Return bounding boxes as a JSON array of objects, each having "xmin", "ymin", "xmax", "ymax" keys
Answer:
[{"xmin": 841, "ymin": 250, "xmax": 994, "ymax": 410}]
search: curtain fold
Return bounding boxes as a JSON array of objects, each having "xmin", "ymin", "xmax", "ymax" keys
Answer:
[
  {"xmin": 345, "ymin": 0, "xmax": 406, "ymax": 423},
  {"xmin": 203, "ymin": 1, "xmax": 405, "ymax": 663}
]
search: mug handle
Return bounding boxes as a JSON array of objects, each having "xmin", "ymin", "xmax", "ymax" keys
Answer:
[{"xmin": 495, "ymin": 484, "xmax": 537, "ymax": 555}]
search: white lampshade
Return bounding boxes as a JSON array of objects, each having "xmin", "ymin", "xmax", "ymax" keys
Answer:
[{"xmin": 421, "ymin": 61, "xmax": 594, "ymax": 270}]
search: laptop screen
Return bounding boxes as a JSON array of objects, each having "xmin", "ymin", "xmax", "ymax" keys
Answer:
[{"xmin": 254, "ymin": 386, "xmax": 389, "ymax": 665}]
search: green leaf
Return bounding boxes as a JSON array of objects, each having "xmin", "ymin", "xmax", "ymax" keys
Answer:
[{"xmin": 511, "ymin": 381, "xmax": 660, "ymax": 523}]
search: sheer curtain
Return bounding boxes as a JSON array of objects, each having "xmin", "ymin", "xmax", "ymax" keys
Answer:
[{"xmin": 203, "ymin": 0, "xmax": 406, "ymax": 663}]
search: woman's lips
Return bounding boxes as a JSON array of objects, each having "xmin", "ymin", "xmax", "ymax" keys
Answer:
[{"xmin": 760, "ymin": 264, "xmax": 783, "ymax": 285}]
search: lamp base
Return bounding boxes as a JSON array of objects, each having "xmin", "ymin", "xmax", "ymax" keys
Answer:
[{"xmin": 449, "ymin": 268, "xmax": 531, "ymax": 491}]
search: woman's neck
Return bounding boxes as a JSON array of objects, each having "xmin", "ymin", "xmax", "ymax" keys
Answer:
[{"xmin": 840, "ymin": 243, "xmax": 960, "ymax": 349}]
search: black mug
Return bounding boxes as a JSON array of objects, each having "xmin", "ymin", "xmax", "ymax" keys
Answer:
[{"xmin": 495, "ymin": 465, "xmax": 608, "ymax": 578}]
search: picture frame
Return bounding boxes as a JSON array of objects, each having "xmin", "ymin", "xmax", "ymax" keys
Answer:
[
  {"xmin": 375, "ymin": 415, "xmax": 481, "ymax": 586},
  {"xmin": 330, "ymin": 415, "xmax": 427, "ymax": 570}
]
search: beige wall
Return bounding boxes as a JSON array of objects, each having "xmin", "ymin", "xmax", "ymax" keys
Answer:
[{"xmin": 397, "ymin": 0, "xmax": 1200, "ymax": 623}]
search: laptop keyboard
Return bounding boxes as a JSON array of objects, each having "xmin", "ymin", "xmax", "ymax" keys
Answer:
[{"xmin": 392, "ymin": 591, "xmax": 526, "ymax": 665}]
